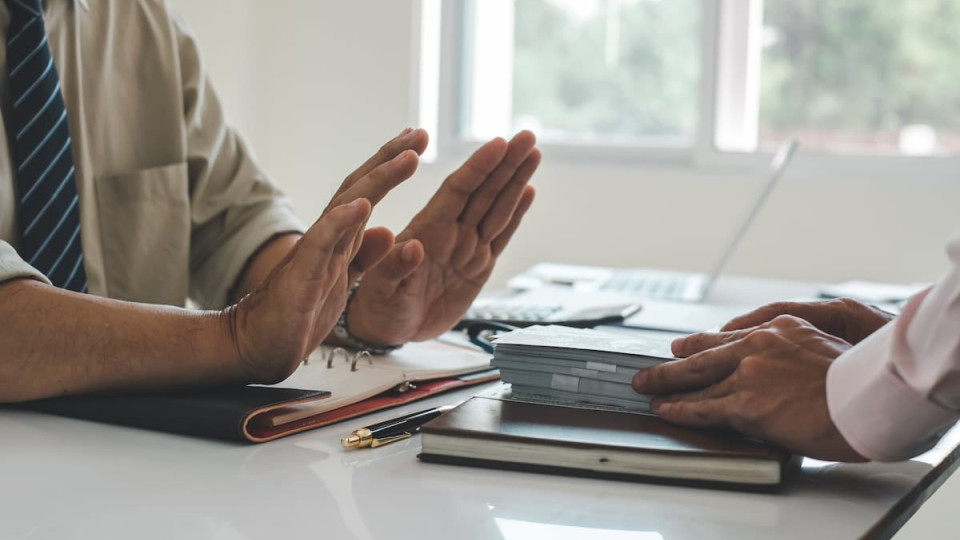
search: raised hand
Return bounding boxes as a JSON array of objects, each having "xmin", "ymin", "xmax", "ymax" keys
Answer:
[
  {"xmin": 225, "ymin": 199, "xmax": 394, "ymax": 384},
  {"xmin": 223, "ymin": 129, "xmax": 432, "ymax": 383},
  {"xmin": 632, "ymin": 315, "xmax": 865, "ymax": 461},
  {"xmin": 345, "ymin": 130, "xmax": 540, "ymax": 346},
  {"xmin": 325, "ymin": 127, "xmax": 429, "ymax": 212},
  {"xmin": 720, "ymin": 298, "xmax": 895, "ymax": 345}
]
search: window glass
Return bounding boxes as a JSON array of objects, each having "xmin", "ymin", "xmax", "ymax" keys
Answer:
[
  {"xmin": 760, "ymin": 0, "xmax": 960, "ymax": 155},
  {"xmin": 460, "ymin": 0, "xmax": 702, "ymax": 145}
]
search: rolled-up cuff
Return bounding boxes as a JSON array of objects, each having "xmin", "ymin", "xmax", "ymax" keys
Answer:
[
  {"xmin": 190, "ymin": 202, "xmax": 305, "ymax": 310},
  {"xmin": 827, "ymin": 325, "xmax": 958, "ymax": 461},
  {"xmin": 0, "ymin": 241, "xmax": 52, "ymax": 287}
]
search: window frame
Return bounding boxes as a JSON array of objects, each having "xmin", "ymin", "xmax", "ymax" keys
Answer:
[{"xmin": 415, "ymin": 0, "xmax": 960, "ymax": 182}]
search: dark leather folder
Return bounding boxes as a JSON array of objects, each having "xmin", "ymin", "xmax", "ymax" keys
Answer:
[
  {"xmin": 419, "ymin": 394, "xmax": 796, "ymax": 490},
  {"xmin": 16, "ymin": 386, "xmax": 331, "ymax": 443}
]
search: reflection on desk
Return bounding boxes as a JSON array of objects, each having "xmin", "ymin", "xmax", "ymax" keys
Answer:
[{"xmin": 3, "ymin": 382, "xmax": 958, "ymax": 540}]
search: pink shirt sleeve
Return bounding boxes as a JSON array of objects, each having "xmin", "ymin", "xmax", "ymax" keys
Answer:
[{"xmin": 826, "ymin": 235, "xmax": 960, "ymax": 461}]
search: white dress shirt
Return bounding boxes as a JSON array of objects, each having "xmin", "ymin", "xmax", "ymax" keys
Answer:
[{"xmin": 828, "ymin": 234, "xmax": 960, "ymax": 461}]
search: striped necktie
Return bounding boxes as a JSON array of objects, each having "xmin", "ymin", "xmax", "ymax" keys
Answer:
[{"xmin": 6, "ymin": 0, "xmax": 86, "ymax": 292}]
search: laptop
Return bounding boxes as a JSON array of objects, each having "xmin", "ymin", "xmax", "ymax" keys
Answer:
[
  {"xmin": 508, "ymin": 139, "xmax": 799, "ymax": 303},
  {"xmin": 461, "ymin": 140, "xmax": 798, "ymax": 330}
]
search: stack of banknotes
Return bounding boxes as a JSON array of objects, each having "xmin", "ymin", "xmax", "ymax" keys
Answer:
[{"xmin": 491, "ymin": 325, "xmax": 676, "ymax": 412}]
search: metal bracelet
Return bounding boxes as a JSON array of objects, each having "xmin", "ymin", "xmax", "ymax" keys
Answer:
[{"xmin": 333, "ymin": 279, "xmax": 401, "ymax": 355}]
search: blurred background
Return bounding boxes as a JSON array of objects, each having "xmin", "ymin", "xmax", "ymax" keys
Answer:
[{"xmin": 169, "ymin": 0, "xmax": 960, "ymax": 291}]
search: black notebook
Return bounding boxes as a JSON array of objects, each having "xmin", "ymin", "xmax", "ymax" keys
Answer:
[{"xmin": 16, "ymin": 386, "xmax": 331, "ymax": 443}]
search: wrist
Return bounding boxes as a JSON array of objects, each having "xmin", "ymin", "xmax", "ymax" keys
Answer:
[
  {"xmin": 332, "ymin": 280, "xmax": 403, "ymax": 355},
  {"xmin": 212, "ymin": 304, "xmax": 254, "ymax": 383}
]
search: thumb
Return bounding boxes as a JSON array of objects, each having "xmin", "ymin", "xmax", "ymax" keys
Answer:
[
  {"xmin": 295, "ymin": 199, "xmax": 370, "ymax": 281},
  {"xmin": 348, "ymin": 227, "xmax": 395, "ymax": 283},
  {"xmin": 363, "ymin": 239, "xmax": 424, "ymax": 297}
]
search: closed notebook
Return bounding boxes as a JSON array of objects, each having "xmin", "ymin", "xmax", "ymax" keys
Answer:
[
  {"xmin": 419, "ymin": 387, "xmax": 795, "ymax": 491},
  {"xmin": 16, "ymin": 337, "xmax": 496, "ymax": 443}
]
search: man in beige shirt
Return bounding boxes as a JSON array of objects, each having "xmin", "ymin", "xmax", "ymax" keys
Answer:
[{"xmin": 0, "ymin": 0, "xmax": 539, "ymax": 401}]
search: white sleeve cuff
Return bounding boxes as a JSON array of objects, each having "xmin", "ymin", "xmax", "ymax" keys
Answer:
[{"xmin": 827, "ymin": 324, "xmax": 959, "ymax": 461}]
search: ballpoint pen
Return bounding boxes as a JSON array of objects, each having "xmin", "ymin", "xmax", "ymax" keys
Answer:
[{"xmin": 341, "ymin": 405, "xmax": 455, "ymax": 449}]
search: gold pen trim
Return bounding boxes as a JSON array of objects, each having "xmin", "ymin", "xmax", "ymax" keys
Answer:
[
  {"xmin": 341, "ymin": 428, "xmax": 374, "ymax": 449},
  {"xmin": 369, "ymin": 432, "xmax": 412, "ymax": 448}
]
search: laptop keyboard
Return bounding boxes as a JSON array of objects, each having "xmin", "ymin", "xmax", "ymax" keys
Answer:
[{"xmin": 599, "ymin": 274, "xmax": 689, "ymax": 301}]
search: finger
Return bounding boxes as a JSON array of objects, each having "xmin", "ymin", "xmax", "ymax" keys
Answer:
[
  {"xmin": 652, "ymin": 397, "xmax": 735, "ymax": 430},
  {"xmin": 297, "ymin": 199, "xmax": 371, "ymax": 281},
  {"xmin": 418, "ymin": 137, "xmax": 509, "ymax": 222},
  {"xmin": 348, "ymin": 227, "xmax": 395, "ymax": 281},
  {"xmin": 360, "ymin": 239, "xmax": 425, "ymax": 298},
  {"xmin": 633, "ymin": 340, "xmax": 744, "ymax": 394},
  {"xmin": 671, "ymin": 328, "xmax": 755, "ymax": 357},
  {"xmin": 328, "ymin": 149, "xmax": 419, "ymax": 212},
  {"xmin": 478, "ymin": 147, "xmax": 541, "ymax": 243},
  {"xmin": 720, "ymin": 301, "xmax": 829, "ymax": 332},
  {"xmin": 491, "ymin": 185, "xmax": 535, "ymax": 257},
  {"xmin": 458, "ymin": 131, "xmax": 537, "ymax": 227},
  {"xmin": 649, "ymin": 376, "xmax": 737, "ymax": 407},
  {"xmin": 334, "ymin": 128, "xmax": 429, "ymax": 200}
]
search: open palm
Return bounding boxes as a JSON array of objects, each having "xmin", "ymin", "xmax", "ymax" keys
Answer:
[{"xmin": 347, "ymin": 131, "xmax": 540, "ymax": 345}]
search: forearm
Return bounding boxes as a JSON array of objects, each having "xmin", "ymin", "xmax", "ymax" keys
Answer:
[
  {"xmin": 229, "ymin": 233, "xmax": 302, "ymax": 303},
  {"xmin": 0, "ymin": 279, "xmax": 242, "ymax": 403}
]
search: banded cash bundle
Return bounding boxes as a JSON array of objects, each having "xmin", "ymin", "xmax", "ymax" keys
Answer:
[{"xmin": 491, "ymin": 325, "xmax": 676, "ymax": 412}]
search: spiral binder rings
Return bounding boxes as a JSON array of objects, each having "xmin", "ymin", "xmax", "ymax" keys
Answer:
[
  {"xmin": 262, "ymin": 338, "xmax": 496, "ymax": 431},
  {"xmin": 15, "ymin": 336, "xmax": 497, "ymax": 443}
]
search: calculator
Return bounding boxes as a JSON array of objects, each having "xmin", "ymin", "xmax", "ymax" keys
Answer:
[{"xmin": 457, "ymin": 287, "xmax": 641, "ymax": 329}]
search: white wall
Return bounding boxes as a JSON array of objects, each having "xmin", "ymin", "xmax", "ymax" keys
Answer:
[
  {"xmin": 169, "ymin": 0, "xmax": 960, "ymax": 291},
  {"xmin": 167, "ymin": 1, "xmax": 960, "ymax": 537}
]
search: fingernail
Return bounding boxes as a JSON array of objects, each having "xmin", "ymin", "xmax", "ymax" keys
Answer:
[
  {"xmin": 655, "ymin": 402, "xmax": 671, "ymax": 416},
  {"xmin": 632, "ymin": 370, "xmax": 647, "ymax": 391},
  {"xmin": 671, "ymin": 338, "xmax": 685, "ymax": 355},
  {"xmin": 398, "ymin": 127, "xmax": 413, "ymax": 138},
  {"xmin": 403, "ymin": 128, "xmax": 419, "ymax": 140},
  {"xmin": 401, "ymin": 242, "xmax": 417, "ymax": 263}
]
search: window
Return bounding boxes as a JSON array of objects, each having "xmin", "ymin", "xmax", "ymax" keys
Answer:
[
  {"xmin": 462, "ymin": 0, "xmax": 701, "ymax": 146},
  {"xmin": 759, "ymin": 0, "xmax": 960, "ymax": 156},
  {"xmin": 420, "ymin": 0, "xmax": 960, "ymax": 167}
]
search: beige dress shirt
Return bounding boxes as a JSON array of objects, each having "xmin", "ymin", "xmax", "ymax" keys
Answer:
[{"xmin": 0, "ymin": 0, "xmax": 304, "ymax": 309}]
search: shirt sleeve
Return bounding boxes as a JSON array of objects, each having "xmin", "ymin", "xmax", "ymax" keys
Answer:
[
  {"xmin": 172, "ymin": 14, "xmax": 305, "ymax": 310},
  {"xmin": 827, "ymin": 235, "xmax": 960, "ymax": 461},
  {"xmin": 0, "ymin": 241, "xmax": 51, "ymax": 286}
]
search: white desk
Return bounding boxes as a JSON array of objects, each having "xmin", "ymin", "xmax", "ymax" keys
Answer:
[{"xmin": 1, "ymin": 276, "xmax": 957, "ymax": 540}]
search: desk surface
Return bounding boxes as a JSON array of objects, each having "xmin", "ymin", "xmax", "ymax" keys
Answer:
[{"xmin": 2, "ymin": 276, "xmax": 957, "ymax": 540}]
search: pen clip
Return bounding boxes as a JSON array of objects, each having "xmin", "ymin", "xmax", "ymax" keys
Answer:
[{"xmin": 369, "ymin": 432, "xmax": 412, "ymax": 448}]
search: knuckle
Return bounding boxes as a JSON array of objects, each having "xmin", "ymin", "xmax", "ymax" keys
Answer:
[
  {"xmin": 836, "ymin": 297, "xmax": 866, "ymax": 314},
  {"xmin": 737, "ymin": 355, "xmax": 767, "ymax": 377},
  {"xmin": 377, "ymin": 140, "xmax": 395, "ymax": 159},
  {"xmin": 744, "ymin": 329, "xmax": 779, "ymax": 348},
  {"xmin": 771, "ymin": 314, "xmax": 803, "ymax": 328},
  {"xmin": 689, "ymin": 355, "xmax": 710, "ymax": 375}
]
